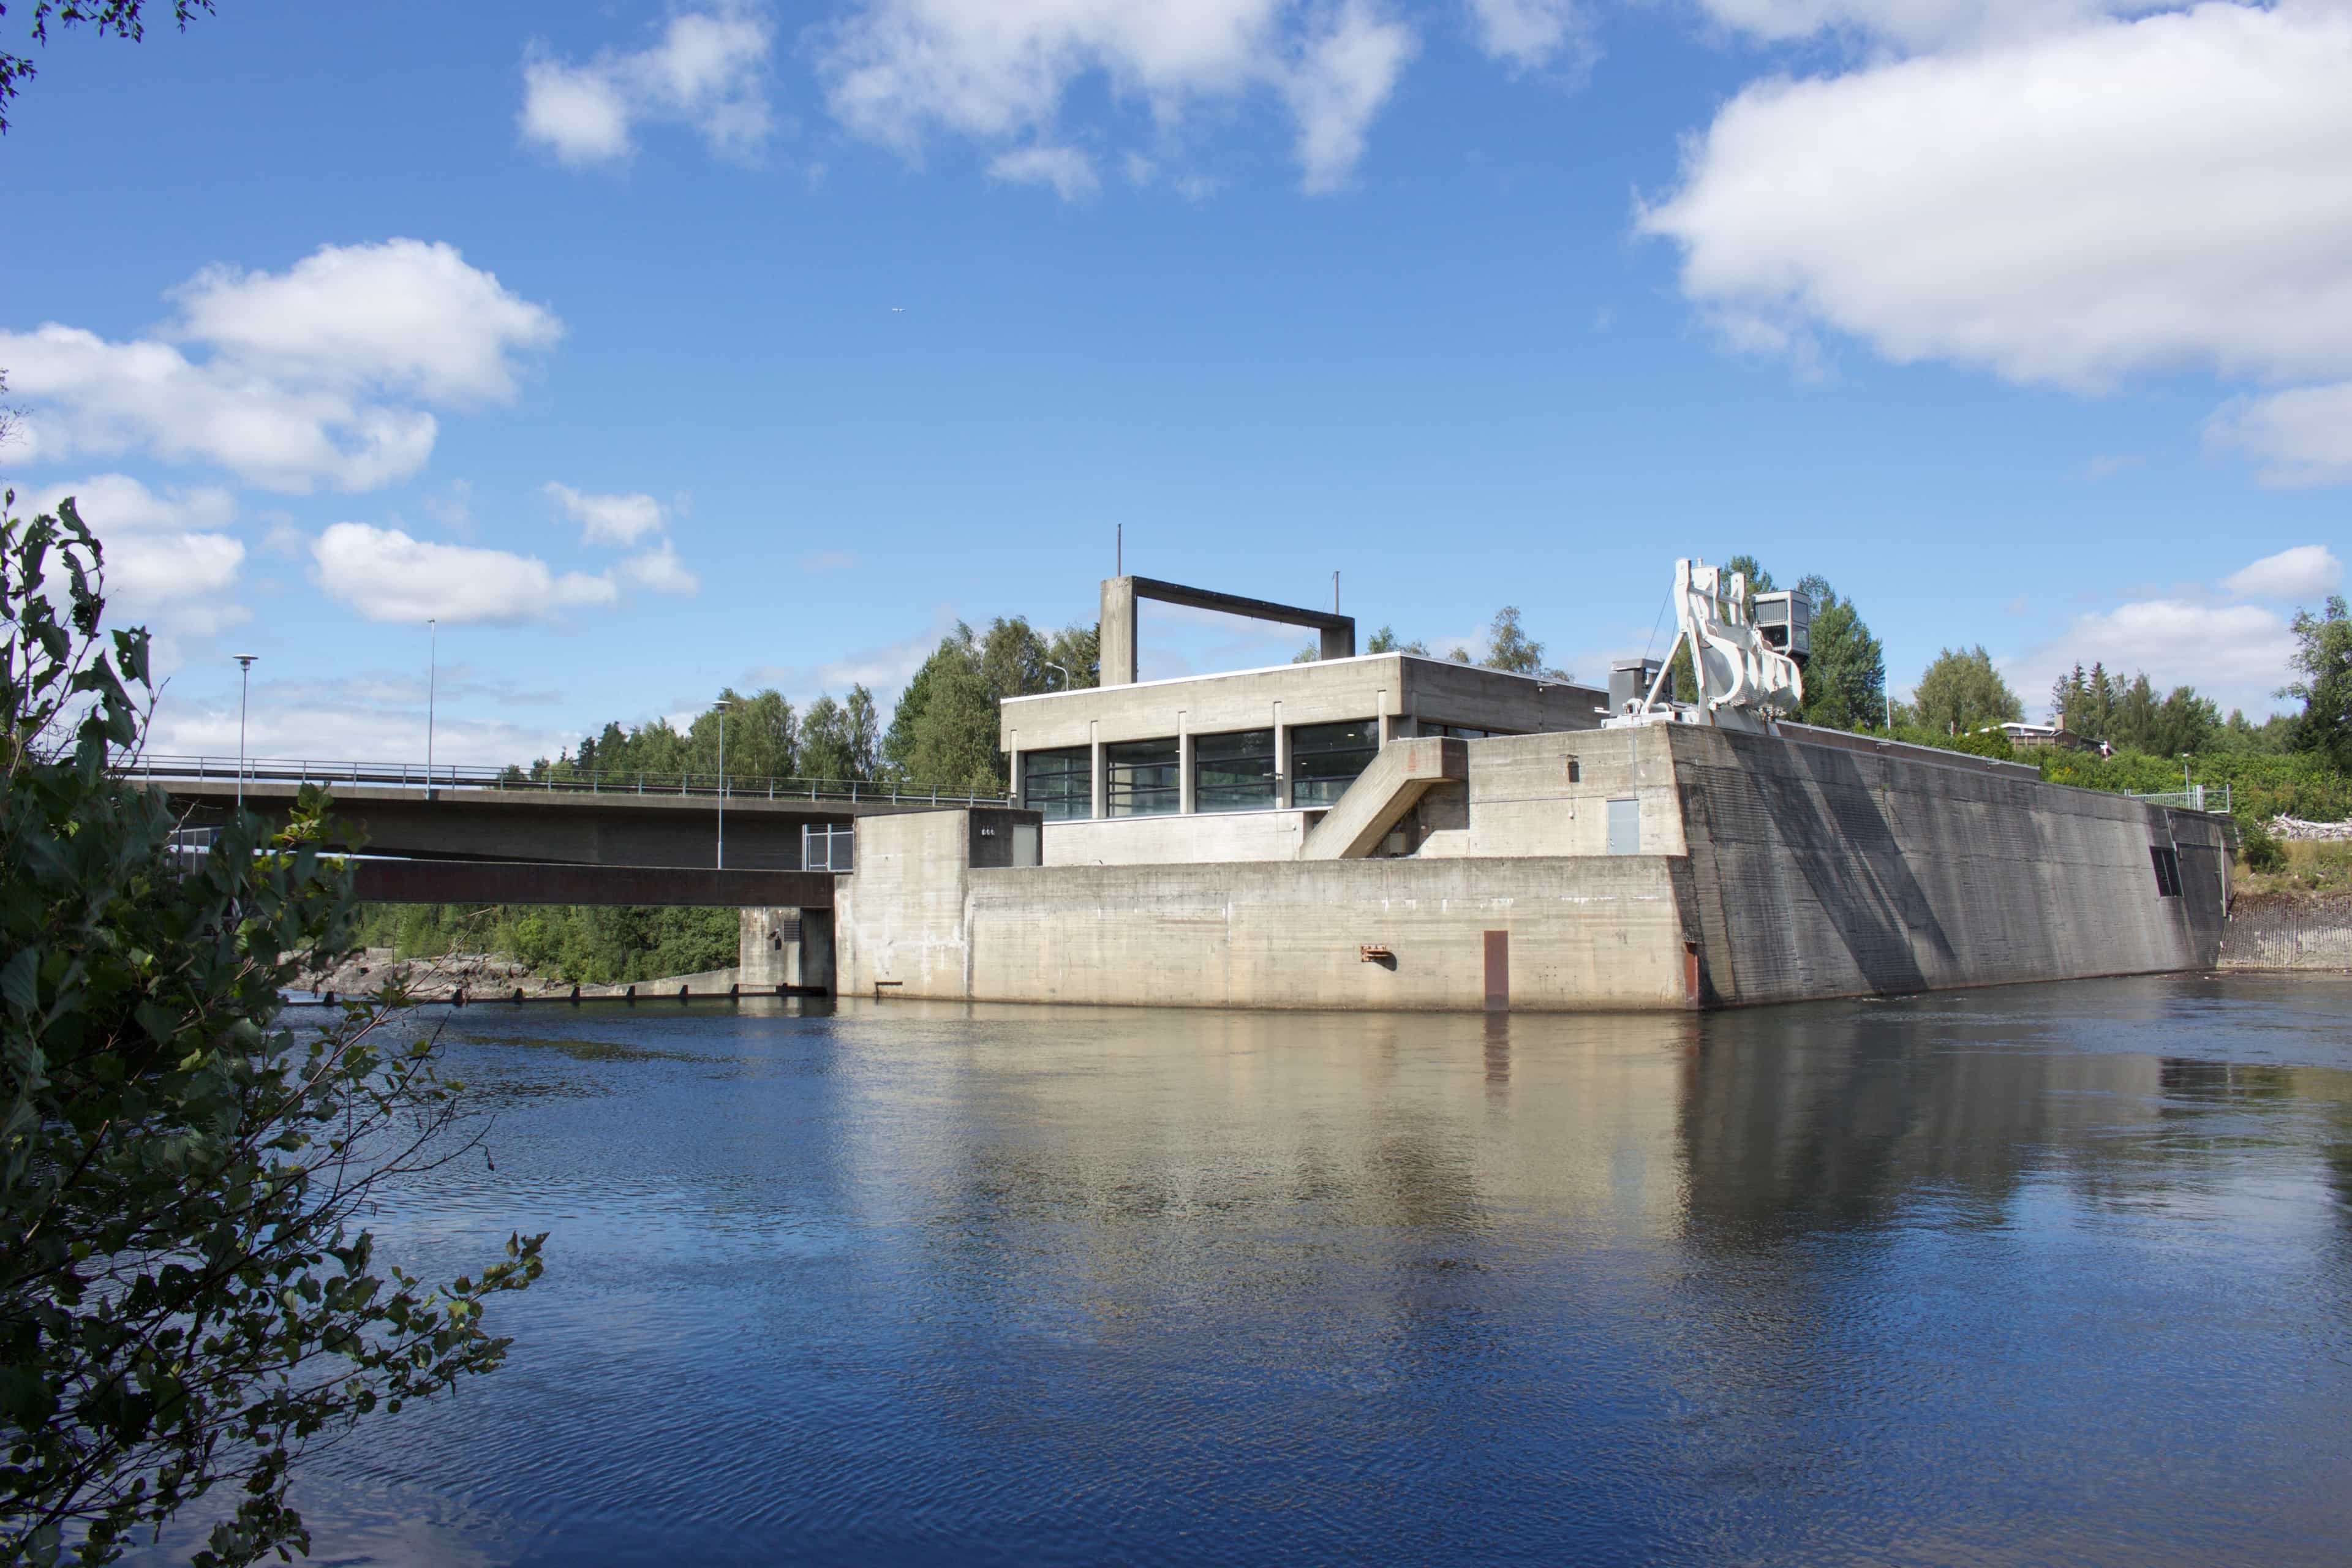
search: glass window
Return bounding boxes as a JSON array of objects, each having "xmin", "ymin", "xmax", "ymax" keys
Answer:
[
  {"xmin": 1194, "ymin": 728, "xmax": 1276, "ymax": 813},
  {"xmin": 1022, "ymin": 747, "xmax": 1092, "ymax": 821},
  {"xmin": 1423, "ymin": 723, "xmax": 1513, "ymax": 741},
  {"xmin": 1291, "ymin": 719, "xmax": 1380, "ymax": 808},
  {"xmin": 1106, "ymin": 739, "xmax": 1181, "ymax": 817}
]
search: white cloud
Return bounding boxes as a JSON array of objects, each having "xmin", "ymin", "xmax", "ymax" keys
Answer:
[
  {"xmin": 170, "ymin": 239, "xmax": 560, "ymax": 405},
  {"xmin": 1, "ymin": 240, "xmax": 559, "ymax": 492},
  {"xmin": 2010, "ymin": 598, "xmax": 2299, "ymax": 717},
  {"xmin": 2206, "ymin": 381, "xmax": 2352, "ymax": 487},
  {"xmin": 1284, "ymin": 1, "xmax": 1416, "ymax": 192},
  {"xmin": 148, "ymin": 680, "xmax": 576, "ymax": 771},
  {"xmin": 27, "ymin": 473, "xmax": 247, "ymax": 638},
  {"xmin": 520, "ymin": 9, "xmax": 774, "ymax": 167},
  {"xmin": 1639, "ymin": 4, "xmax": 2352, "ymax": 393},
  {"xmin": 2222, "ymin": 544, "xmax": 2343, "ymax": 602},
  {"xmin": 312, "ymin": 523, "xmax": 617, "ymax": 626},
  {"xmin": 543, "ymin": 481, "xmax": 666, "ymax": 545},
  {"xmin": 620, "ymin": 540, "xmax": 699, "ymax": 595},
  {"xmin": 818, "ymin": 0, "xmax": 1415, "ymax": 195},
  {"xmin": 989, "ymin": 143, "xmax": 1100, "ymax": 199},
  {"xmin": 29, "ymin": 472, "xmax": 234, "ymax": 533},
  {"xmin": 1464, "ymin": 0, "xmax": 1591, "ymax": 70},
  {"xmin": 1692, "ymin": 0, "xmax": 2176, "ymax": 51}
]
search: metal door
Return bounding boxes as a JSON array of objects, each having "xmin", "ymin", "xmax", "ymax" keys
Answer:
[{"xmin": 1606, "ymin": 797, "xmax": 1640, "ymax": 855}]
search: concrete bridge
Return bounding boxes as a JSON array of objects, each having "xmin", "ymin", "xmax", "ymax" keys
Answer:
[{"xmin": 134, "ymin": 756, "xmax": 1003, "ymax": 907}]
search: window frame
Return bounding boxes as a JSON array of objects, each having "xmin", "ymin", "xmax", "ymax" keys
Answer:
[
  {"xmin": 1105, "ymin": 737, "xmax": 1182, "ymax": 818},
  {"xmin": 1290, "ymin": 718, "xmax": 1381, "ymax": 809}
]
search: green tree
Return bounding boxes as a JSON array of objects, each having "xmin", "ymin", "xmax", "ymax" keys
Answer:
[
  {"xmin": 1912, "ymin": 645, "xmax": 2024, "ymax": 734},
  {"xmin": 1, "ymin": 2, "xmax": 213, "ymax": 132},
  {"xmin": 1791, "ymin": 575, "xmax": 1885, "ymax": 730},
  {"xmin": 1480, "ymin": 606, "xmax": 1547, "ymax": 676},
  {"xmin": 1042, "ymin": 623, "xmax": 1099, "ymax": 688},
  {"xmin": 1, "ymin": 495, "xmax": 541, "ymax": 1565},
  {"xmin": 1365, "ymin": 625, "xmax": 1428, "ymax": 655},
  {"xmin": 798, "ymin": 684, "xmax": 880, "ymax": 782},
  {"xmin": 689, "ymin": 688, "xmax": 795, "ymax": 780},
  {"xmin": 2284, "ymin": 594, "xmax": 2352, "ymax": 771},
  {"xmin": 883, "ymin": 625, "xmax": 1006, "ymax": 794}
]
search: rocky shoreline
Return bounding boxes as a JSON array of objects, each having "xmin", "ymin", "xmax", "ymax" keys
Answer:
[{"xmin": 294, "ymin": 947, "xmax": 760, "ymax": 1002}]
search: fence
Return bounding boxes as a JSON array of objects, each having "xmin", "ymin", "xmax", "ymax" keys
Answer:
[
  {"xmin": 119, "ymin": 753, "xmax": 1014, "ymax": 809},
  {"xmin": 2129, "ymin": 783, "xmax": 2231, "ymax": 813}
]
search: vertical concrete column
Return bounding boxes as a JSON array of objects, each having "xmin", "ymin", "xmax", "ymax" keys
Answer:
[
  {"xmin": 1378, "ymin": 687, "xmax": 1394, "ymax": 743},
  {"xmin": 1088, "ymin": 720, "xmax": 1106, "ymax": 820},
  {"xmin": 1318, "ymin": 622, "xmax": 1355, "ymax": 660},
  {"xmin": 1178, "ymin": 711, "xmax": 1196, "ymax": 815},
  {"xmin": 1272, "ymin": 700, "xmax": 1289, "ymax": 808},
  {"xmin": 1006, "ymin": 733, "xmax": 1023, "ymax": 809},
  {"xmin": 1099, "ymin": 576, "xmax": 1139, "ymax": 687}
]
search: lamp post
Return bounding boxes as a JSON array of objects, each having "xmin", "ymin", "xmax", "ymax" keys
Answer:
[
  {"xmin": 233, "ymin": 654, "xmax": 257, "ymax": 811},
  {"xmin": 426, "ymin": 618, "xmax": 437, "ymax": 787},
  {"xmin": 1045, "ymin": 661, "xmax": 1074, "ymax": 692},
  {"xmin": 714, "ymin": 698, "xmax": 735, "ymax": 870}
]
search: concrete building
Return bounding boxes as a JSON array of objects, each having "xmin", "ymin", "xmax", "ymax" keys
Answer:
[{"xmin": 819, "ymin": 574, "xmax": 2230, "ymax": 1012}]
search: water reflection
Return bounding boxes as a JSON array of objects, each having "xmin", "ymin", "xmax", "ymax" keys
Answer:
[{"xmin": 134, "ymin": 975, "xmax": 2352, "ymax": 1567}]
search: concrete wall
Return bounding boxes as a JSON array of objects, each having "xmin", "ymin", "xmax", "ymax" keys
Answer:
[
  {"xmin": 1416, "ymin": 727, "xmax": 1688, "ymax": 860},
  {"xmin": 1044, "ymin": 809, "xmax": 1318, "ymax": 865},
  {"xmin": 835, "ymin": 729, "xmax": 2233, "ymax": 1012},
  {"xmin": 839, "ymin": 811, "xmax": 1696, "ymax": 1010},
  {"xmin": 1672, "ymin": 726, "xmax": 2228, "ymax": 1006}
]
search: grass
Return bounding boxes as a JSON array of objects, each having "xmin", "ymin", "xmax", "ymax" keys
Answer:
[{"xmin": 2235, "ymin": 840, "xmax": 2352, "ymax": 899}]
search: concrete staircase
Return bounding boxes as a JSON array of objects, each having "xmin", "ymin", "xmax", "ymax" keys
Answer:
[{"xmin": 1298, "ymin": 736, "xmax": 1467, "ymax": 859}]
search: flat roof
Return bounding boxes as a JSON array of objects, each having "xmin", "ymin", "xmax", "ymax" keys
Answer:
[{"xmin": 1002, "ymin": 651, "xmax": 1604, "ymax": 706}]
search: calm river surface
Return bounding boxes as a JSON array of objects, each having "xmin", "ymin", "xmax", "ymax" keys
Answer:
[{"xmin": 179, "ymin": 975, "xmax": 2352, "ymax": 1565}]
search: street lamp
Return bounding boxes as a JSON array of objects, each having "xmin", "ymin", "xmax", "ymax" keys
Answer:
[
  {"xmin": 233, "ymin": 654, "xmax": 257, "ymax": 811},
  {"xmin": 1044, "ymin": 661, "xmax": 1074, "ymax": 691},
  {"xmin": 426, "ymin": 618, "xmax": 437, "ymax": 786},
  {"xmin": 714, "ymin": 698, "xmax": 736, "ymax": 870}
]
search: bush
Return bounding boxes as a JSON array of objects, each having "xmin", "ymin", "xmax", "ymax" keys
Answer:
[
  {"xmin": 2238, "ymin": 816, "xmax": 2287, "ymax": 874},
  {"xmin": 1, "ymin": 495, "xmax": 543, "ymax": 1565}
]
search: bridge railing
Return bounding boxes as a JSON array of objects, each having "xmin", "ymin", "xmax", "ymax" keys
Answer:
[{"xmin": 119, "ymin": 754, "xmax": 1016, "ymax": 808}]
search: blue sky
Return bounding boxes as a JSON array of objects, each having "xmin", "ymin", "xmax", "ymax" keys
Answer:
[{"xmin": 2, "ymin": 0, "xmax": 2345, "ymax": 766}]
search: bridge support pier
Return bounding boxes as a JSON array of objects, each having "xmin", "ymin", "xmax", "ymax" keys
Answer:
[{"xmin": 739, "ymin": 907, "xmax": 834, "ymax": 993}]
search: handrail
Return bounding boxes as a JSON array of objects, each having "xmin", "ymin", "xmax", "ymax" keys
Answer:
[{"xmin": 115, "ymin": 754, "xmax": 1016, "ymax": 808}]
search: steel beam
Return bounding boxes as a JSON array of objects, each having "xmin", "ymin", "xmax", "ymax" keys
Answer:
[{"xmin": 349, "ymin": 860, "xmax": 835, "ymax": 907}]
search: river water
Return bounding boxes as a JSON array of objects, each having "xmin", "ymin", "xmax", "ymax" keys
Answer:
[{"xmin": 157, "ymin": 975, "xmax": 2352, "ymax": 1565}]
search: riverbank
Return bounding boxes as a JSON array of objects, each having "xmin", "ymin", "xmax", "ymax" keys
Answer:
[
  {"xmin": 300, "ymin": 947, "xmax": 759, "ymax": 1002},
  {"xmin": 2220, "ymin": 892, "xmax": 2352, "ymax": 971}
]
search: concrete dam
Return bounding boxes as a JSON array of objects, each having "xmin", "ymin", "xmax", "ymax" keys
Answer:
[
  {"xmin": 816, "ymin": 568, "xmax": 2230, "ymax": 1012},
  {"xmin": 830, "ymin": 721, "xmax": 2228, "ymax": 1011}
]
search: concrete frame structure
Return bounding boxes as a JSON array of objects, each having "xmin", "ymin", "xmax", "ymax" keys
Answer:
[
  {"xmin": 1098, "ymin": 576, "xmax": 1355, "ymax": 688},
  {"xmin": 1003, "ymin": 651, "xmax": 1609, "ymax": 865}
]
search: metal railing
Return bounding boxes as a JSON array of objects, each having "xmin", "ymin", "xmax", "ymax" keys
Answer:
[
  {"xmin": 2130, "ymin": 783, "xmax": 2231, "ymax": 813},
  {"xmin": 118, "ymin": 754, "xmax": 1015, "ymax": 809}
]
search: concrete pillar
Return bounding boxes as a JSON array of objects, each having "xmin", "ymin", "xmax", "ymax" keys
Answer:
[
  {"xmin": 1007, "ymin": 737, "xmax": 1023, "ymax": 809},
  {"xmin": 1088, "ymin": 721, "xmax": 1105, "ymax": 820},
  {"xmin": 1178, "ymin": 712, "xmax": 1195, "ymax": 815},
  {"xmin": 737, "ymin": 907, "xmax": 801, "ymax": 987},
  {"xmin": 1319, "ymin": 623, "xmax": 1355, "ymax": 660},
  {"xmin": 1272, "ymin": 700, "xmax": 1290, "ymax": 808},
  {"xmin": 1100, "ymin": 576, "xmax": 1138, "ymax": 687}
]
